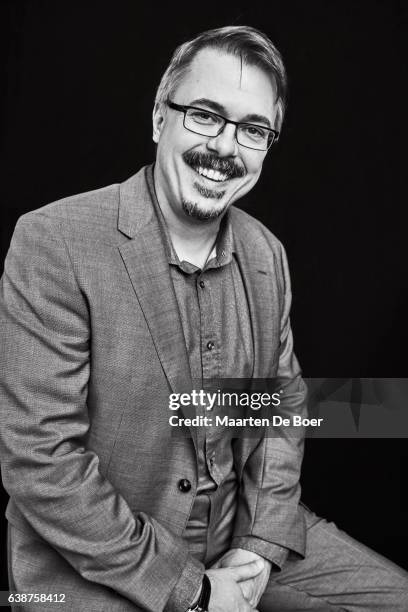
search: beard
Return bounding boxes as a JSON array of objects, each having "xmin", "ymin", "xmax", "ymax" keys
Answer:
[
  {"xmin": 180, "ymin": 150, "xmax": 246, "ymax": 221},
  {"xmin": 181, "ymin": 197, "xmax": 229, "ymax": 221}
]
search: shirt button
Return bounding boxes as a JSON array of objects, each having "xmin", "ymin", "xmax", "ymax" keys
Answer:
[
  {"xmin": 199, "ymin": 280, "xmax": 205, "ymax": 288},
  {"xmin": 207, "ymin": 341, "xmax": 215, "ymax": 351},
  {"xmin": 178, "ymin": 478, "xmax": 192, "ymax": 493}
]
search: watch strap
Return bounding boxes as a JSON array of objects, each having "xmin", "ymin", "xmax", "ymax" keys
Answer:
[{"xmin": 187, "ymin": 574, "xmax": 211, "ymax": 612}]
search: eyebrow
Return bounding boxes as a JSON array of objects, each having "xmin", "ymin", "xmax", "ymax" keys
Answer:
[{"xmin": 188, "ymin": 97, "xmax": 272, "ymax": 128}]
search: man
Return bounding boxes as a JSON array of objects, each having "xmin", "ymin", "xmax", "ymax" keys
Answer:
[{"xmin": 0, "ymin": 25, "xmax": 407, "ymax": 612}]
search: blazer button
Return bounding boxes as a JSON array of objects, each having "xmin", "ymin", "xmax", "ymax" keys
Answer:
[{"xmin": 178, "ymin": 478, "xmax": 192, "ymax": 493}]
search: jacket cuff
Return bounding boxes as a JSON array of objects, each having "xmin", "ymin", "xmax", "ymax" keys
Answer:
[
  {"xmin": 165, "ymin": 555, "xmax": 204, "ymax": 612},
  {"xmin": 230, "ymin": 536, "xmax": 290, "ymax": 570}
]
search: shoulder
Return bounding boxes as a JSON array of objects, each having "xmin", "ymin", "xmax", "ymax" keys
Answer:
[
  {"xmin": 229, "ymin": 205, "xmax": 287, "ymax": 259},
  {"xmin": 12, "ymin": 165, "xmax": 153, "ymax": 247},
  {"xmin": 14, "ymin": 182, "xmax": 121, "ymax": 245}
]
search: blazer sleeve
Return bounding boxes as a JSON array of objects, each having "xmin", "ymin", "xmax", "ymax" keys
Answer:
[
  {"xmin": 0, "ymin": 212, "xmax": 203, "ymax": 612},
  {"xmin": 231, "ymin": 241, "xmax": 307, "ymax": 563}
]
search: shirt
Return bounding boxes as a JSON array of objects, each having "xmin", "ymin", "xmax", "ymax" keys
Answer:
[{"xmin": 146, "ymin": 166, "xmax": 289, "ymax": 570}]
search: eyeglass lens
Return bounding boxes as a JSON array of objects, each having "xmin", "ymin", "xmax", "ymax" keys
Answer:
[{"xmin": 184, "ymin": 108, "xmax": 272, "ymax": 151}]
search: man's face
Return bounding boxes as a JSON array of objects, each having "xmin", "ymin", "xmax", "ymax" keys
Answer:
[{"xmin": 153, "ymin": 48, "xmax": 278, "ymax": 222}]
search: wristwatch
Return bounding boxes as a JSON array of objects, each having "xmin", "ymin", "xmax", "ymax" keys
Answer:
[{"xmin": 186, "ymin": 574, "xmax": 211, "ymax": 612}]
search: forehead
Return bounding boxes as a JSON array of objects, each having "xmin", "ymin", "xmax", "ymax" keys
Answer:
[{"xmin": 173, "ymin": 48, "xmax": 277, "ymax": 123}]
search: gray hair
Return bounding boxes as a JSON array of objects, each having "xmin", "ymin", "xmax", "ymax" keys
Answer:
[{"xmin": 155, "ymin": 26, "xmax": 288, "ymax": 130}]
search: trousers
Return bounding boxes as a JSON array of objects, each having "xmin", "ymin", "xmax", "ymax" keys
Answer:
[{"xmin": 258, "ymin": 505, "xmax": 408, "ymax": 611}]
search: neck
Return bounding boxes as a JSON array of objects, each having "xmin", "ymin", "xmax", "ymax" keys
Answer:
[{"xmin": 153, "ymin": 172, "xmax": 223, "ymax": 269}]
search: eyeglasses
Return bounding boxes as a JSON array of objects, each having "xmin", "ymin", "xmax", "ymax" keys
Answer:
[{"xmin": 166, "ymin": 100, "xmax": 279, "ymax": 151}]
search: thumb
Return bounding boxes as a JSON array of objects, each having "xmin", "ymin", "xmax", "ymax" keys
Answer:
[{"xmin": 228, "ymin": 559, "xmax": 264, "ymax": 582}]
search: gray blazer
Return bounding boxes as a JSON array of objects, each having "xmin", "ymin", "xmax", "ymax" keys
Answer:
[{"xmin": 0, "ymin": 166, "xmax": 307, "ymax": 611}]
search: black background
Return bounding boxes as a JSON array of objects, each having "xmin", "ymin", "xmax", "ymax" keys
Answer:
[{"xmin": 1, "ymin": 0, "xmax": 407, "ymax": 591}]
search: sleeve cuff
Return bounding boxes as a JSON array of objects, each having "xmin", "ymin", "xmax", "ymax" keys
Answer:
[
  {"xmin": 230, "ymin": 536, "xmax": 289, "ymax": 570},
  {"xmin": 165, "ymin": 555, "xmax": 204, "ymax": 612}
]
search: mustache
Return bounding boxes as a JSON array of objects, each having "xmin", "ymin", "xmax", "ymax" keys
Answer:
[{"xmin": 183, "ymin": 151, "xmax": 246, "ymax": 179}]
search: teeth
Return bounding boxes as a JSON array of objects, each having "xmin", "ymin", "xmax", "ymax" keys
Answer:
[
  {"xmin": 195, "ymin": 166, "xmax": 228, "ymax": 182},
  {"xmin": 213, "ymin": 170, "xmax": 227, "ymax": 181}
]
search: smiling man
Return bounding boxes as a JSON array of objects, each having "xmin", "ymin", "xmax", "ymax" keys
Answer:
[
  {"xmin": 1, "ymin": 26, "xmax": 408, "ymax": 612},
  {"xmin": 153, "ymin": 48, "xmax": 276, "ymax": 222}
]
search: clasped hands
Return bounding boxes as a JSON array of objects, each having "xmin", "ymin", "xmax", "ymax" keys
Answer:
[{"xmin": 205, "ymin": 547, "xmax": 272, "ymax": 611}]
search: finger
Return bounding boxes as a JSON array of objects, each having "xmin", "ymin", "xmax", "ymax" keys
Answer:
[
  {"xmin": 229, "ymin": 559, "xmax": 264, "ymax": 581},
  {"xmin": 239, "ymin": 579, "xmax": 253, "ymax": 601}
]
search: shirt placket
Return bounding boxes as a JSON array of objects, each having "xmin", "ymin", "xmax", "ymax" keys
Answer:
[{"xmin": 196, "ymin": 269, "xmax": 223, "ymax": 485}]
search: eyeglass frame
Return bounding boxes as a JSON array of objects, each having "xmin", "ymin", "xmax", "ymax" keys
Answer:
[{"xmin": 166, "ymin": 100, "xmax": 279, "ymax": 151}]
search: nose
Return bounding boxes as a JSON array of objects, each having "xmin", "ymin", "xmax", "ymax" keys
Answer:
[{"xmin": 206, "ymin": 123, "xmax": 238, "ymax": 157}]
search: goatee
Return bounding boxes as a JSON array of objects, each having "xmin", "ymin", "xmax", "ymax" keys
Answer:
[{"xmin": 181, "ymin": 199, "xmax": 228, "ymax": 221}]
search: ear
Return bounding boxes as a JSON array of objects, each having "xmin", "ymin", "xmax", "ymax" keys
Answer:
[
  {"xmin": 273, "ymin": 100, "xmax": 284, "ymax": 133},
  {"xmin": 152, "ymin": 102, "xmax": 166, "ymax": 143}
]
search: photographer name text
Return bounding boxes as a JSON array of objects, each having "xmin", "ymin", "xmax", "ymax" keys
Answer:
[{"xmin": 169, "ymin": 415, "xmax": 323, "ymax": 427}]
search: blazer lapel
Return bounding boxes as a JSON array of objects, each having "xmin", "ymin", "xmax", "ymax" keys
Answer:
[
  {"xmin": 232, "ymin": 211, "xmax": 280, "ymax": 379},
  {"xmin": 231, "ymin": 211, "xmax": 281, "ymax": 475},
  {"xmin": 117, "ymin": 167, "xmax": 198, "ymax": 449}
]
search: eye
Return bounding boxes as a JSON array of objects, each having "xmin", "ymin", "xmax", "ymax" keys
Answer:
[
  {"xmin": 241, "ymin": 125, "xmax": 268, "ymax": 142},
  {"xmin": 188, "ymin": 109, "xmax": 221, "ymax": 125}
]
